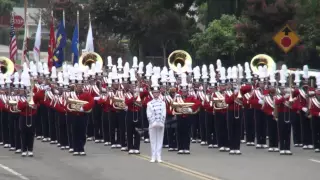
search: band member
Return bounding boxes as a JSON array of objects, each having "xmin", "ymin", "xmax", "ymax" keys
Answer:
[
  {"xmin": 2, "ymin": 75, "xmax": 11, "ymax": 148},
  {"xmin": 17, "ymin": 72, "xmax": 39, "ymax": 157},
  {"xmin": 0, "ymin": 73, "xmax": 6, "ymax": 146},
  {"xmin": 68, "ymin": 72, "xmax": 94, "ymax": 156},
  {"xmin": 175, "ymin": 72, "xmax": 201, "ymax": 154},
  {"xmin": 147, "ymin": 75, "xmax": 166, "ymax": 162},
  {"xmin": 213, "ymin": 67, "xmax": 229, "ymax": 152},
  {"xmin": 197, "ymin": 66, "xmax": 208, "ymax": 145},
  {"xmin": 310, "ymin": 75, "xmax": 320, "ymax": 152},
  {"xmin": 263, "ymin": 72, "xmax": 279, "ymax": 152},
  {"xmin": 274, "ymin": 67, "xmax": 292, "ymax": 155},
  {"xmin": 250, "ymin": 67, "xmax": 268, "ymax": 149},
  {"xmin": 142, "ymin": 63, "xmax": 153, "ymax": 143},
  {"xmin": 291, "ymin": 71, "xmax": 303, "ymax": 147},
  {"xmin": 125, "ymin": 69, "xmax": 142, "ymax": 154}
]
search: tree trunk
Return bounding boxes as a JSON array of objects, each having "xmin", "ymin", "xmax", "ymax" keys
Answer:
[
  {"xmin": 138, "ymin": 42, "xmax": 144, "ymax": 63},
  {"xmin": 161, "ymin": 40, "xmax": 167, "ymax": 67}
]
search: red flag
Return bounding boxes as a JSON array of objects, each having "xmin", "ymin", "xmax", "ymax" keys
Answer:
[{"xmin": 48, "ymin": 13, "xmax": 55, "ymax": 71}]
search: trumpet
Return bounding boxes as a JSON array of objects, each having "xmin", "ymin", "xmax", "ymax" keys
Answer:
[
  {"xmin": 27, "ymin": 78, "xmax": 36, "ymax": 109},
  {"xmin": 67, "ymin": 98, "xmax": 91, "ymax": 113},
  {"xmin": 8, "ymin": 97, "xmax": 20, "ymax": 113},
  {"xmin": 112, "ymin": 96, "xmax": 127, "ymax": 110}
]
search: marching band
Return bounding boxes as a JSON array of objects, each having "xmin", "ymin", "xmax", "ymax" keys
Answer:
[{"xmin": 0, "ymin": 51, "xmax": 320, "ymax": 160}]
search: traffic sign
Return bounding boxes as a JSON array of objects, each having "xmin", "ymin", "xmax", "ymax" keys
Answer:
[
  {"xmin": 273, "ymin": 25, "xmax": 300, "ymax": 53},
  {"xmin": 14, "ymin": 15, "xmax": 24, "ymax": 29}
]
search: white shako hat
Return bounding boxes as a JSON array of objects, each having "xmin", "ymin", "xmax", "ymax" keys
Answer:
[
  {"xmin": 269, "ymin": 67, "xmax": 276, "ymax": 86},
  {"xmin": 89, "ymin": 63, "xmax": 96, "ymax": 78},
  {"xmin": 132, "ymin": 56, "xmax": 139, "ymax": 69},
  {"xmin": 138, "ymin": 62, "xmax": 144, "ymax": 75},
  {"xmin": 294, "ymin": 70, "xmax": 301, "ymax": 86},
  {"xmin": 107, "ymin": 56, "xmax": 113, "ymax": 67},
  {"xmin": 76, "ymin": 68, "xmax": 83, "ymax": 84},
  {"xmin": 168, "ymin": 70, "xmax": 176, "ymax": 86},
  {"xmin": 219, "ymin": 67, "xmax": 227, "ymax": 84},
  {"xmin": 160, "ymin": 67, "xmax": 168, "ymax": 85},
  {"xmin": 83, "ymin": 66, "xmax": 90, "ymax": 81},
  {"xmin": 0, "ymin": 73, "xmax": 5, "ymax": 88},
  {"xmin": 117, "ymin": 57, "xmax": 123, "ymax": 72},
  {"xmin": 302, "ymin": 65, "xmax": 309, "ymax": 83},
  {"xmin": 153, "ymin": 66, "xmax": 161, "ymax": 79},
  {"xmin": 51, "ymin": 66, "xmax": 57, "ymax": 81},
  {"xmin": 176, "ymin": 63, "xmax": 182, "ymax": 76},
  {"xmin": 193, "ymin": 66, "xmax": 201, "ymax": 82},
  {"xmin": 69, "ymin": 66, "xmax": 76, "ymax": 84},
  {"xmin": 63, "ymin": 71, "xmax": 69, "ymax": 88},
  {"xmin": 209, "ymin": 66, "xmax": 217, "ymax": 86},
  {"xmin": 123, "ymin": 62, "xmax": 130, "ymax": 82},
  {"xmin": 23, "ymin": 62, "xmax": 30, "ymax": 74},
  {"xmin": 231, "ymin": 66, "xmax": 238, "ymax": 82},
  {"xmin": 107, "ymin": 76, "xmax": 112, "ymax": 87},
  {"xmin": 180, "ymin": 73, "xmax": 188, "ymax": 90},
  {"xmin": 5, "ymin": 73, "xmax": 12, "ymax": 88},
  {"xmin": 30, "ymin": 63, "xmax": 38, "ymax": 78},
  {"xmin": 145, "ymin": 63, "xmax": 153, "ymax": 79},
  {"xmin": 227, "ymin": 67, "xmax": 232, "ymax": 81},
  {"xmin": 209, "ymin": 64, "xmax": 215, "ymax": 75},
  {"xmin": 13, "ymin": 72, "xmax": 20, "ymax": 88},
  {"xmin": 111, "ymin": 65, "xmax": 119, "ymax": 83},
  {"xmin": 57, "ymin": 72, "xmax": 64, "ymax": 86},
  {"xmin": 216, "ymin": 59, "xmax": 222, "ymax": 73},
  {"xmin": 238, "ymin": 64, "xmax": 244, "ymax": 79},
  {"xmin": 95, "ymin": 61, "xmax": 103, "ymax": 76},
  {"xmin": 43, "ymin": 62, "xmax": 50, "ymax": 78},
  {"xmin": 22, "ymin": 71, "xmax": 31, "ymax": 88},
  {"xmin": 279, "ymin": 65, "xmax": 287, "ymax": 86},
  {"xmin": 244, "ymin": 62, "xmax": 252, "ymax": 82},
  {"xmin": 202, "ymin": 64, "xmax": 209, "ymax": 83},
  {"xmin": 316, "ymin": 73, "xmax": 320, "ymax": 89},
  {"xmin": 186, "ymin": 60, "xmax": 193, "ymax": 75},
  {"xmin": 258, "ymin": 66, "xmax": 264, "ymax": 82},
  {"xmin": 129, "ymin": 68, "xmax": 137, "ymax": 84},
  {"xmin": 37, "ymin": 61, "xmax": 43, "ymax": 76},
  {"xmin": 150, "ymin": 75, "xmax": 160, "ymax": 91}
]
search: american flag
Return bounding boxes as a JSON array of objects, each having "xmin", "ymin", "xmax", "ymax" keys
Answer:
[{"xmin": 9, "ymin": 14, "xmax": 17, "ymax": 62}]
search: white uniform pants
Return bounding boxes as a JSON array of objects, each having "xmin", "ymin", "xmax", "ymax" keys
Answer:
[{"xmin": 149, "ymin": 126, "xmax": 164, "ymax": 159}]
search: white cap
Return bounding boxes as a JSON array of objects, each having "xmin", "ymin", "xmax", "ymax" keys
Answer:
[
  {"xmin": 37, "ymin": 62, "xmax": 43, "ymax": 75},
  {"xmin": 303, "ymin": 65, "xmax": 309, "ymax": 79},
  {"xmin": 269, "ymin": 69, "xmax": 276, "ymax": 84},
  {"xmin": 63, "ymin": 73, "xmax": 69, "ymax": 86},
  {"xmin": 132, "ymin": 56, "xmax": 138, "ymax": 68},
  {"xmin": 5, "ymin": 74, "xmax": 12, "ymax": 84},
  {"xmin": 43, "ymin": 63, "xmax": 50, "ymax": 76},
  {"xmin": 129, "ymin": 69, "xmax": 137, "ymax": 82},
  {"xmin": 294, "ymin": 71, "xmax": 301, "ymax": 84},
  {"xmin": 168, "ymin": 70, "xmax": 176, "ymax": 83},
  {"xmin": 180, "ymin": 73, "xmax": 188, "ymax": 87},
  {"xmin": 231, "ymin": 66, "xmax": 238, "ymax": 81},
  {"xmin": 238, "ymin": 64, "xmax": 244, "ymax": 79},
  {"xmin": 244, "ymin": 62, "xmax": 252, "ymax": 79},
  {"xmin": 51, "ymin": 66, "xmax": 57, "ymax": 79},
  {"xmin": 186, "ymin": 60, "xmax": 192, "ymax": 73},
  {"xmin": 107, "ymin": 56, "xmax": 113, "ymax": 67},
  {"xmin": 227, "ymin": 67, "xmax": 232, "ymax": 80},
  {"xmin": 216, "ymin": 59, "xmax": 222, "ymax": 72},
  {"xmin": 83, "ymin": 66, "xmax": 90, "ymax": 78},
  {"xmin": 111, "ymin": 65, "xmax": 118, "ymax": 80},
  {"xmin": 220, "ymin": 67, "xmax": 226, "ymax": 83},
  {"xmin": 145, "ymin": 63, "xmax": 153, "ymax": 77},
  {"xmin": 117, "ymin": 58, "xmax": 123, "ymax": 69},
  {"xmin": 176, "ymin": 63, "xmax": 182, "ymax": 75},
  {"xmin": 316, "ymin": 73, "xmax": 320, "ymax": 88},
  {"xmin": 13, "ymin": 72, "xmax": 19, "ymax": 85},
  {"xmin": 152, "ymin": 66, "xmax": 161, "ymax": 79},
  {"xmin": 193, "ymin": 66, "xmax": 201, "ymax": 80},
  {"xmin": 279, "ymin": 66, "xmax": 287, "ymax": 85},
  {"xmin": 138, "ymin": 62, "xmax": 144, "ymax": 74},
  {"xmin": 202, "ymin": 65, "xmax": 209, "ymax": 79},
  {"xmin": 123, "ymin": 62, "xmax": 130, "ymax": 78},
  {"xmin": 151, "ymin": 75, "xmax": 159, "ymax": 90},
  {"xmin": 58, "ymin": 72, "xmax": 64, "ymax": 85},
  {"xmin": 161, "ymin": 68, "xmax": 168, "ymax": 83},
  {"xmin": 95, "ymin": 61, "xmax": 103, "ymax": 73}
]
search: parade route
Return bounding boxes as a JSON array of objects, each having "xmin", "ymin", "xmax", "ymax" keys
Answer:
[{"xmin": 0, "ymin": 140, "xmax": 320, "ymax": 180}]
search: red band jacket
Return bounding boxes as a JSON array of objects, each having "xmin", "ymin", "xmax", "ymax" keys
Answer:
[
  {"xmin": 262, "ymin": 95, "xmax": 274, "ymax": 116},
  {"xmin": 17, "ymin": 97, "xmax": 39, "ymax": 116},
  {"xmin": 225, "ymin": 92, "xmax": 242, "ymax": 111},
  {"xmin": 125, "ymin": 95, "xmax": 141, "ymax": 112},
  {"xmin": 68, "ymin": 92, "xmax": 94, "ymax": 116},
  {"xmin": 274, "ymin": 96, "xmax": 290, "ymax": 113},
  {"xmin": 310, "ymin": 97, "xmax": 320, "ymax": 117},
  {"xmin": 211, "ymin": 92, "xmax": 227, "ymax": 114},
  {"xmin": 97, "ymin": 96, "xmax": 112, "ymax": 112}
]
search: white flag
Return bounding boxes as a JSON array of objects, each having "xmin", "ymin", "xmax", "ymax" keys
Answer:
[
  {"xmin": 33, "ymin": 16, "xmax": 41, "ymax": 62},
  {"xmin": 85, "ymin": 20, "xmax": 94, "ymax": 52}
]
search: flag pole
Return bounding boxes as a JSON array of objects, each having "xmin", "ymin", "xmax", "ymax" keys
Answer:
[
  {"xmin": 77, "ymin": 10, "xmax": 80, "ymax": 57},
  {"xmin": 63, "ymin": 9, "xmax": 66, "ymax": 65}
]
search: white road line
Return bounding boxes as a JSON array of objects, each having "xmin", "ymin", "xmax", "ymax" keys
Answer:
[
  {"xmin": 0, "ymin": 163, "xmax": 29, "ymax": 180},
  {"xmin": 309, "ymin": 159, "xmax": 320, "ymax": 164}
]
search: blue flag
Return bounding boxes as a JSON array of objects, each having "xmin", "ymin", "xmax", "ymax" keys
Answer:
[
  {"xmin": 71, "ymin": 24, "xmax": 79, "ymax": 65},
  {"xmin": 53, "ymin": 21, "xmax": 66, "ymax": 68}
]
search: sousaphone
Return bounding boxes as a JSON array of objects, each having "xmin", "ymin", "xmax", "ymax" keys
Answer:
[
  {"xmin": 250, "ymin": 54, "xmax": 276, "ymax": 75},
  {"xmin": 79, "ymin": 51, "xmax": 103, "ymax": 70},
  {"xmin": 0, "ymin": 57, "xmax": 14, "ymax": 76},
  {"xmin": 168, "ymin": 50, "xmax": 192, "ymax": 73}
]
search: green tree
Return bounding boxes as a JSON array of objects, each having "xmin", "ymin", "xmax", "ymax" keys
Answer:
[
  {"xmin": 190, "ymin": 14, "xmax": 240, "ymax": 65},
  {"xmin": 0, "ymin": 0, "xmax": 14, "ymax": 16}
]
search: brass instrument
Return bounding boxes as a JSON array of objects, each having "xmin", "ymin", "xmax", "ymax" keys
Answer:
[
  {"xmin": 112, "ymin": 96, "xmax": 127, "ymax": 110},
  {"xmin": 134, "ymin": 93, "xmax": 142, "ymax": 107},
  {"xmin": 168, "ymin": 50, "xmax": 192, "ymax": 73},
  {"xmin": 8, "ymin": 97, "xmax": 20, "ymax": 113},
  {"xmin": 250, "ymin": 54, "xmax": 276, "ymax": 75},
  {"xmin": 28, "ymin": 78, "xmax": 36, "ymax": 108},
  {"xmin": 212, "ymin": 95, "xmax": 228, "ymax": 110},
  {"xmin": 79, "ymin": 52, "xmax": 103, "ymax": 70},
  {"xmin": 171, "ymin": 102, "xmax": 199, "ymax": 115},
  {"xmin": 0, "ymin": 56, "xmax": 15, "ymax": 76},
  {"xmin": 273, "ymin": 82, "xmax": 279, "ymax": 121},
  {"xmin": 67, "ymin": 98, "xmax": 92, "ymax": 113}
]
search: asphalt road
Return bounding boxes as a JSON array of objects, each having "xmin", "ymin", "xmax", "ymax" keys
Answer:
[{"xmin": 0, "ymin": 139, "xmax": 320, "ymax": 180}]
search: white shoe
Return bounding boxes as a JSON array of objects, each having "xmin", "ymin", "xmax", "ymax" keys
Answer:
[
  {"xmin": 200, "ymin": 141, "xmax": 206, "ymax": 145},
  {"xmin": 315, "ymin": 149, "xmax": 320, "ymax": 152},
  {"xmin": 250, "ymin": 142, "xmax": 255, "ymax": 145},
  {"xmin": 157, "ymin": 158, "xmax": 163, "ymax": 163},
  {"xmin": 57, "ymin": 143, "xmax": 61, "ymax": 147},
  {"xmin": 184, "ymin": 150, "xmax": 190, "ymax": 154},
  {"xmin": 69, "ymin": 148, "xmax": 74, "ymax": 153},
  {"xmin": 87, "ymin": 137, "xmax": 93, "ymax": 141},
  {"xmin": 219, "ymin": 147, "xmax": 225, "ymax": 151},
  {"xmin": 262, "ymin": 144, "xmax": 268, "ymax": 148},
  {"xmin": 116, "ymin": 144, "xmax": 121, "ymax": 148},
  {"xmin": 21, "ymin": 152, "xmax": 27, "ymax": 157},
  {"xmin": 256, "ymin": 144, "xmax": 262, "ymax": 148},
  {"xmin": 15, "ymin": 149, "xmax": 21, "ymax": 153},
  {"xmin": 280, "ymin": 150, "xmax": 285, "ymax": 155},
  {"xmin": 241, "ymin": 140, "xmax": 246, "ymax": 143},
  {"xmin": 60, "ymin": 146, "xmax": 66, "ymax": 150},
  {"xmin": 134, "ymin": 150, "xmax": 140, "ymax": 154},
  {"xmin": 36, "ymin": 136, "xmax": 42, "ymax": 140},
  {"xmin": 73, "ymin": 152, "xmax": 79, "ymax": 156},
  {"xmin": 235, "ymin": 150, "xmax": 241, "ymax": 155},
  {"xmin": 100, "ymin": 140, "xmax": 104, "ymax": 143},
  {"xmin": 27, "ymin": 152, "xmax": 33, "ymax": 157},
  {"xmin": 246, "ymin": 142, "xmax": 251, "ymax": 146},
  {"xmin": 268, "ymin": 148, "xmax": 274, "ymax": 152},
  {"xmin": 168, "ymin": 148, "xmax": 174, "ymax": 151},
  {"xmin": 274, "ymin": 148, "xmax": 279, "ymax": 152},
  {"xmin": 213, "ymin": 144, "xmax": 218, "ymax": 148},
  {"xmin": 285, "ymin": 150, "xmax": 292, "ymax": 155},
  {"xmin": 163, "ymin": 145, "xmax": 169, "ymax": 148},
  {"xmin": 94, "ymin": 140, "xmax": 100, "ymax": 143},
  {"xmin": 80, "ymin": 152, "xmax": 86, "ymax": 156},
  {"xmin": 229, "ymin": 150, "xmax": 235, "ymax": 154},
  {"xmin": 128, "ymin": 150, "xmax": 134, "ymax": 154},
  {"xmin": 178, "ymin": 150, "xmax": 184, "ymax": 154},
  {"xmin": 121, "ymin": 147, "xmax": 127, "ymax": 151},
  {"xmin": 4, "ymin": 144, "xmax": 10, "ymax": 148},
  {"xmin": 144, "ymin": 139, "xmax": 150, "ymax": 143},
  {"xmin": 308, "ymin": 145, "xmax": 314, "ymax": 149},
  {"xmin": 303, "ymin": 145, "xmax": 308, "ymax": 149},
  {"xmin": 0, "ymin": 142, "xmax": 3, "ymax": 145},
  {"xmin": 111, "ymin": 144, "xmax": 117, "ymax": 148},
  {"xmin": 294, "ymin": 144, "xmax": 299, "ymax": 147},
  {"xmin": 150, "ymin": 158, "xmax": 156, "ymax": 163},
  {"xmin": 208, "ymin": 144, "xmax": 213, "ymax": 148},
  {"xmin": 191, "ymin": 139, "xmax": 196, "ymax": 143},
  {"xmin": 9, "ymin": 147, "xmax": 16, "ymax": 151},
  {"xmin": 225, "ymin": 148, "xmax": 230, "ymax": 151},
  {"xmin": 66, "ymin": 146, "xmax": 70, "ymax": 149}
]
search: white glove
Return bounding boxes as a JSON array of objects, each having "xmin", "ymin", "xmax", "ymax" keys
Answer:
[
  {"xmin": 258, "ymin": 99, "xmax": 264, "ymax": 105},
  {"xmin": 302, "ymin": 107, "xmax": 308, "ymax": 112},
  {"xmin": 94, "ymin": 97, "xmax": 100, "ymax": 101},
  {"xmin": 80, "ymin": 107, "xmax": 84, "ymax": 112},
  {"xmin": 139, "ymin": 88, "xmax": 143, "ymax": 92},
  {"xmin": 234, "ymin": 89, "xmax": 239, "ymax": 94},
  {"xmin": 188, "ymin": 108, "xmax": 193, "ymax": 113},
  {"xmin": 54, "ymin": 90, "xmax": 59, "ymax": 94},
  {"xmin": 284, "ymin": 94, "xmax": 290, "ymax": 99},
  {"xmin": 44, "ymin": 85, "xmax": 50, "ymax": 90}
]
